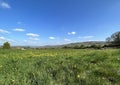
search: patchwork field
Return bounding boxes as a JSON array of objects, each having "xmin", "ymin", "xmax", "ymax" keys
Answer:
[{"xmin": 0, "ymin": 48, "xmax": 120, "ymax": 85}]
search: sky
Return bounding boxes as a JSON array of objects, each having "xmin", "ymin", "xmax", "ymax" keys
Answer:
[{"xmin": 0, "ymin": 0, "xmax": 120, "ymax": 46}]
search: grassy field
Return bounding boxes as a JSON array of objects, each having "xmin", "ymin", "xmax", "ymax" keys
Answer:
[{"xmin": 0, "ymin": 48, "xmax": 120, "ymax": 85}]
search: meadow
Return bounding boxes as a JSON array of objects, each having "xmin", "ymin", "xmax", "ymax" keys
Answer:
[{"xmin": 0, "ymin": 48, "xmax": 120, "ymax": 85}]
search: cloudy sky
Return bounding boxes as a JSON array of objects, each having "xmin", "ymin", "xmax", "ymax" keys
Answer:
[{"xmin": 0, "ymin": 0, "xmax": 120, "ymax": 46}]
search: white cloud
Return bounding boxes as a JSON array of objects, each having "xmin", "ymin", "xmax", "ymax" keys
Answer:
[
  {"xmin": 68, "ymin": 31, "xmax": 76, "ymax": 35},
  {"xmin": 23, "ymin": 39, "xmax": 41, "ymax": 45},
  {"xmin": 24, "ymin": 40, "xmax": 27, "ymax": 42},
  {"xmin": 7, "ymin": 39, "xmax": 17, "ymax": 43},
  {"xmin": 49, "ymin": 37, "xmax": 55, "ymax": 40},
  {"xmin": 17, "ymin": 22, "xmax": 22, "ymax": 24},
  {"xmin": 83, "ymin": 36, "xmax": 94, "ymax": 39},
  {"xmin": 13, "ymin": 28, "xmax": 25, "ymax": 32},
  {"xmin": 26, "ymin": 33, "xmax": 39, "ymax": 37},
  {"xmin": 0, "ymin": 29, "xmax": 10, "ymax": 34},
  {"xmin": 29, "ymin": 37, "xmax": 39, "ymax": 41},
  {"xmin": 0, "ymin": 36, "xmax": 5, "ymax": 40},
  {"xmin": 64, "ymin": 38, "xmax": 71, "ymax": 42},
  {"xmin": 0, "ymin": 2, "xmax": 11, "ymax": 9},
  {"xmin": 78, "ymin": 36, "xmax": 94, "ymax": 39},
  {"xmin": 0, "ymin": 36, "xmax": 16, "ymax": 43}
]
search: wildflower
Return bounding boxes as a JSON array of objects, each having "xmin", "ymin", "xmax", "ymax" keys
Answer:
[
  {"xmin": 102, "ymin": 77, "xmax": 105, "ymax": 80},
  {"xmin": 11, "ymin": 79, "xmax": 15, "ymax": 84},
  {"xmin": 77, "ymin": 74, "xmax": 80, "ymax": 78},
  {"xmin": 12, "ymin": 80, "xmax": 15, "ymax": 82}
]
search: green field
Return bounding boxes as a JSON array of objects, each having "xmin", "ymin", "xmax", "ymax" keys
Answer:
[{"xmin": 0, "ymin": 48, "xmax": 120, "ymax": 85}]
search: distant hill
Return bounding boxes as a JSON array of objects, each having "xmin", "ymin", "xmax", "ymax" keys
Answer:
[
  {"xmin": 39, "ymin": 41, "xmax": 106, "ymax": 49},
  {"xmin": 66, "ymin": 41, "xmax": 106, "ymax": 47},
  {"xmin": 11, "ymin": 41, "xmax": 106, "ymax": 49}
]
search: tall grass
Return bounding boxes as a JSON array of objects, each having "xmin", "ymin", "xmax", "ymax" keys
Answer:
[{"xmin": 0, "ymin": 49, "xmax": 120, "ymax": 85}]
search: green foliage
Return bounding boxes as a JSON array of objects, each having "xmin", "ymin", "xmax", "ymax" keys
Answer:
[
  {"xmin": 106, "ymin": 31, "xmax": 120, "ymax": 46},
  {"xmin": 63, "ymin": 46, "xmax": 70, "ymax": 49},
  {"xmin": 3, "ymin": 42, "xmax": 10, "ymax": 49},
  {"xmin": 90, "ymin": 44, "xmax": 101, "ymax": 49},
  {"xmin": 0, "ymin": 49, "xmax": 120, "ymax": 84},
  {"xmin": 73, "ymin": 45, "xmax": 80, "ymax": 49},
  {"xmin": 80, "ymin": 44, "xmax": 85, "ymax": 49}
]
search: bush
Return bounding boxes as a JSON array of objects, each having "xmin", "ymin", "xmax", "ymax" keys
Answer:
[
  {"xmin": 73, "ymin": 45, "xmax": 80, "ymax": 49},
  {"xmin": 80, "ymin": 44, "xmax": 85, "ymax": 49},
  {"xmin": 3, "ymin": 42, "xmax": 10, "ymax": 49},
  {"xmin": 90, "ymin": 44, "xmax": 101, "ymax": 49},
  {"xmin": 63, "ymin": 46, "xmax": 70, "ymax": 49}
]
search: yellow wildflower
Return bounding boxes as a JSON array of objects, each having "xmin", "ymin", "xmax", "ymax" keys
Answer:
[{"xmin": 77, "ymin": 74, "xmax": 80, "ymax": 78}]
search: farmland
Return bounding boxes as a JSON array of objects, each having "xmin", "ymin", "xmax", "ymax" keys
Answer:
[{"xmin": 0, "ymin": 48, "xmax": 120, "ymax": 85}]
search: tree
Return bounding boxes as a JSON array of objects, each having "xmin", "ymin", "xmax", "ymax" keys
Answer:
[
  {"xmin": 90, "ymin": 44, "xmax": 101, "ymax": 49},
  {"xmin": 73, "ymin": 45, "xmax": 80, "ymax": 49},
  {"xmin": 106, "ymin": 37, "xmax": 111, "ymax": 43},
  {"xmin": 80, "ymin": 44, "xmax": 85, "ymax": 49},
  {"xmin": 106, "ymin": 31, "xmax": 120, "ymax": 46},
  {"xmin": 3, "ymin": 42, "xmax": 10, "ymax": 49}
]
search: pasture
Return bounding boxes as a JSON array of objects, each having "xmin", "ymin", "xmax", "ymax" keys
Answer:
[{"xmin": 0, "ymin": 48, "xmax": 120, "ymax": 85}]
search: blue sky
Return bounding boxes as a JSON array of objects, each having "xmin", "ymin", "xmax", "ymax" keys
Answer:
[{"xmin": 0, "ymin": 0, "xmax": 120, "ymax": 46}]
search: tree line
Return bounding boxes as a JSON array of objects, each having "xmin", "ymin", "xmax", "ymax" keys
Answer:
[
  {"xmin": 1, "ymin": 31, "xmax": 120, "ymax": 49},
  {"xmin": 63, "ymin": 31, "xmax": 120, "ymax": 49}
]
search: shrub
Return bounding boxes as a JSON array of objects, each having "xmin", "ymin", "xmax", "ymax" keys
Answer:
[
  {"xmin": 73, "ymin": 45, "xmax": 80, "ymax": 49},
  {"xmin": 90, "ymin": 44, "xmax": 101, "ymax": 49},
  {"xmin": 3, "ymin": 42, "xmax": 10, "ymax": 49},
  {"xmin": 80, "ymin": 44, "xmax": 85, "ymax": 49}
]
